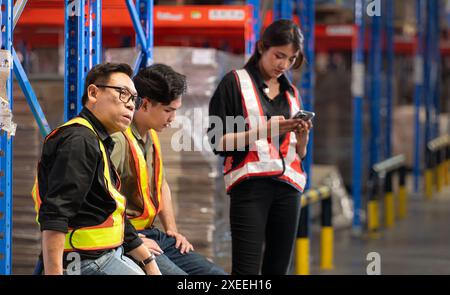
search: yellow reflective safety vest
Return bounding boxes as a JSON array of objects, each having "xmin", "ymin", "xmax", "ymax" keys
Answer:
[
  {"xmin": 31, "ymin": 117, "xmax": 126, "ymax": 252},
  {"xmin": 122, "ymin": 127, "xmax": 163, "ymax": 230}
]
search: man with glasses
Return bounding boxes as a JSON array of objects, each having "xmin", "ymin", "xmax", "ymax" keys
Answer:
[
  {"xmin": 32, "ymin": 63, "xmax": 160, "ymax": 275},
  {"xmin": 111, "ymin": 64, "xmax": 227, "ymax": 275}
]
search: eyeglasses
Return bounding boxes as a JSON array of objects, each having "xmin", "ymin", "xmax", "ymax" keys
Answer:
[{"xmin": 95, "ymin": 84, "xmax": 142, "ymax": 108}]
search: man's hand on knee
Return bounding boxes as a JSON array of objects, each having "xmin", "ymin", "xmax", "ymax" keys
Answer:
[
  {"xmin": 138, "ymin": 233, "xmax": 164, "ymax": 255},
  {"xmin": 166, "ymin": 230, "xmax": 194, "ymax": 254}
]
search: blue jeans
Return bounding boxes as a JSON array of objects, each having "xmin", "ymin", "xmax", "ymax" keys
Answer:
[
  {"xmin": 139, "ymin": 228, "xmax": 227, "ymax": 275},
  {"xmin": 72, "ymin": 246, "xmax": 145, "ymax": 275}
]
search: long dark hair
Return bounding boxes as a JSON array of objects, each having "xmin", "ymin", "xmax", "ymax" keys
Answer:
[{"xmin": 245, "ymin": 19, "xmax": 305, "ymax": 70}]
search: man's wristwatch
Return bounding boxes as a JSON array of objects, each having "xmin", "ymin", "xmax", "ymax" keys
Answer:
[{"xmin": 138, "ymin": 253, "xmax": 156, "ymax": 269}]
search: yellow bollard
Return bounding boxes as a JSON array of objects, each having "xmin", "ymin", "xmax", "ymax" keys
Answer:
[
  {"xmin": 296, "ymin": 238, "xmax": 309, "ymax": 275},
  {"xmin": 320, "ymin": 227, "xmax": 334, "ymax": 270},
  {"xmin": 444, "ymin": 159, "xmax": 450, "ymax": 185},
  {"xmin": 384, "ymin": 192, "xmax": 395, "ymax": 228},
  {"xmin": 436, "ymin": 164, "xmax": 443, "ymax": 193},
  {"xmin": 425, "ymin": 169, "xmax": 433, "ymax": 199},
  {"xmin": 368, "ymin": 200, "xmax": 379, "ymax": 234},
  {"xmin": 398, "ymin": 185, "xmax": 407, "ymax": 219}
]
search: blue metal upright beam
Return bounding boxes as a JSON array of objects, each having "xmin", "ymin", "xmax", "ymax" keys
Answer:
[
  {"xmin": 65, "ymin": 0, "xmax": 87, "ymax": 121},
  {"xmin": 424, "ymin": 0, "xmax": 434, "ymax": 153},
  {"xmin": 273, "ymin": 0, "xmax": 280, "ymax": 20},
  {"xmin": 12, "ymin": 49, "xmax": 51, "ymax": 137},
  {"xmin": 11, "ymin": 0, "xmax": 51, "ymax": 137},
  {"xmin": 351, "ymin": 0, "xmax": 366, "ymax": 233},
  {"xmin": 246, "ymin": 0, "xmax": 260, "ymax": 58},
  {"xmin": 137, "ymin": 0, "xmax": 153, "ymax": 70},
  {"xmin": 297, "ymin": 0, "xmax": 315, "ymax": 190},
  {"xmin": 13, "ymin": 0, "xmax": 28, "ymax": 29},
  {"xmin": 368, "ymin": 4, "xmax": 382, "ymax": 168},
  {"xmin": 280, "ymin": 0, "xmax": 293, "ymax": 20},
  {"xmin": 384, "ymin": 0, "xmax": 394, "ymax": 159},
  {"xmin": 273, "ymin": 0, "xmax": 293, "ymax": 20},
  {"xmin": 126, "ymin": 0, "xmax": 153, "ymax": 75},
  {"xmin": 432, "ymin": 0, "xmax": 441, "ymax": 138},
  {"xmin": 87, "ymin": 0, "xmax": 102, "ymax": 68},
  {"xmin": 413, "ymin": 0, "xmax": 425, "ymax": 192},
  {"xmin": 0, "ymin": 0, "xmax": 13, "ymax": 275}
]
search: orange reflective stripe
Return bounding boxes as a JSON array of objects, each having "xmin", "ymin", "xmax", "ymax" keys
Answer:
[
  {"xmin": 31, "ymin": 117, "xmax": 126, "ymax": 251},
  {"xmin": 123, "ymin": 128, "xmax": 163, "ymax": 230},
  {"xmin": 150, "ymin": 129, "xmax": 163, "ymax": 213}
]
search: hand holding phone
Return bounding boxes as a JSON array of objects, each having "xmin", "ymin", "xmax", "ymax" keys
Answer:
[{"xmin": 292, "ymin": 110, "xmax": 315, "ymax": 121}]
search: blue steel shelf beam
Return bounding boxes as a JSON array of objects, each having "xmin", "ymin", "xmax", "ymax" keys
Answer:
[
  {"xmin": 351, "ymin": 0, "xmax": 365, "ymax": 233},
  {"xmin": 246, "ymin": 0, "xmax": 260, "ymax": 58},
  {"xmin": 280, "ymin": 0, "xmax": 292, "ymax": 20},
  {"xmin": 13, "ymin": 0, "xmax": 27, "ymax": 29},
  {"xmin": 87, "ymin": 0, "xmax": 102, "ymax": 69},
  {"xmin": 413, "ymin": 0, "xmax": 425, "ymax": 192},
  {"xmin": 126, "ymin": 0, "xmax": 153, "ymax": 75},
  {"xmin": 137, "ymin": 0, "xmax": 153, "ymax": 70},
  {"xmin": 368, "ymin": 3, "xmax": 382, "ymax": 169},
  {"xmin": 424, "ymin": 0, "xmax": 439, "ymax": 168},
  {"xmin": 12, "ymin": 49, "xmax": 51, "ymax": 137},
  {"xmin": 384, "ymin": 0, "xmax": 394, "ymax": 159},
  {"xmin": 65, "ymin": 0, "xmax": 87, "ymax": 121},
  {"xmin": 297, "ymin": 0, "xmax": 315, "ymax": 190},
  {"xmin": 12, "ymin": 0, "xmax": 51, "ymax": 137},
  {"xmin": 432, "ymin": 0, "xmax": 441, "ymax": 139},
  {"xmin": 0, "ymin": 0, "xmax": 13, "ymax": 275}
]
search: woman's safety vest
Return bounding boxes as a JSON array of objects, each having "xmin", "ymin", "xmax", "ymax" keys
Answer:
[
  {"xmin": 31, "ymin": 117, "xmax": 126, "ymax": 252},
  {"xmin": 122, "ymin": 128, "xmax": 163, "ymax": 231},
  {"xmin": 223, "ymin": 69, "xmax": 307, "ymax": 193}
]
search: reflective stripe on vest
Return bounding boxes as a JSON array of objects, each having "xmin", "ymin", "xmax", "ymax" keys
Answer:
[
  {"xmin": 223, "ymin": 69, "xmax": 307, "ymax": 193},
  {"xmin": 123, "ymin": 128, "xmax": 164, "ymax": 230},
  {"xmin": 31, "ymin": 117, "xmax": 126, "ymax": 252}
]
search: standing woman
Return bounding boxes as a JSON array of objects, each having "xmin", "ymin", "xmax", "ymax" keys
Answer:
[{"xmin": 208, "ymin": 19, "xmax": 313, "ymax": 275}]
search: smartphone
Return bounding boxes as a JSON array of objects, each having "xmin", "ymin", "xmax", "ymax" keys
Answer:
[{"xmin": 292, "ymin": 110, "xmax": 315, "ymax": 121}]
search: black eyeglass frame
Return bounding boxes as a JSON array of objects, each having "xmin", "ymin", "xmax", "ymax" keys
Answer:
[{"xmin": 95, "ymin": 84, "xmax": 142, "ymax": 109}]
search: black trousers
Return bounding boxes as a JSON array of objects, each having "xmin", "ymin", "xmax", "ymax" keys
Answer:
[{"xmin": 229, "ymin": 178, "xmax": 302, "ymax": 275}]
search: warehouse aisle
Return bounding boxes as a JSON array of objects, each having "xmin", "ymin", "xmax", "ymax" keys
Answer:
[{"xmin": 311, "ymin": 186, "xmax": 450, "ymax": 275}]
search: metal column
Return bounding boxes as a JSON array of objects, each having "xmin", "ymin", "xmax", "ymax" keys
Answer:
[
  {"xmin": 12, "ymin": 0, "xmax": 50, "ymax": 137},
  {"xmin": 384, "ymin": 0, "xmax": 394, "ymax": 159},
  {"xmin": 137, "ymin": 0, "xmax": 153, "ymax": 70},
  {"xmin": 413, "ymin": 0, "xmax": 424, "ymax": 192},
  {"xmin": 246, "ymin": 0, "xmax": 260, "ymax": 58},
  {"xmin": 351, "ymin": 0, "xmax": 365, "ymax": 233},
  {"xmin": 424, "ymin": 0, "xmax": 436, "ymax": 167},
  {"xmin": 126, "ymin": 0, "xmax": 153, "ymax": 75},
  {"xmin": 88, "ymin": 0, "xmax": 102, "ymax": 68},
  {"xmin": 273, "ymin": 0, "xmax": 293, "ymax": 20},
  {"xmin": 0, "ymin": 0, "xmax": 13, "ymax": 275},
  {"xmin": 432, "ymin": 0, "xmax": 441, "ymax": 138},
  {"xmin": 369, "ymin": 3, "xmax": 382, "ymax": 168},
  {"xmin": 298, "ymin": 0, "xmax": 315, "ymax": 190},
  {"xmin": 64, "ymin": 0, "xmax": 87, "ymax": 121}
]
